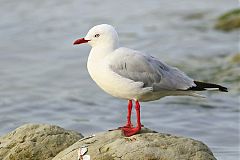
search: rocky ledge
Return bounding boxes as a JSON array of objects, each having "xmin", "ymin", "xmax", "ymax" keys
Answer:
[{"xmin": 0, "ymin": 124, "xmax": 217, "ymax": 160}]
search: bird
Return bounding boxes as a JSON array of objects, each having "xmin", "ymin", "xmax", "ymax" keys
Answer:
[{"xmin": 73, "ymin": 24, "xmax": 228, "ymax": 137}]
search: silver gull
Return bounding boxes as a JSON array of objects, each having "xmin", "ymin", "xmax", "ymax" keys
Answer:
[{"xmin": 73, "ymin": 24, "xmax": 228, "ymax": 137}]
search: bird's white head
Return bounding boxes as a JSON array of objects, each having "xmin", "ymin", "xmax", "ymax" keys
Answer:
[{"xmin": 73, "ymin": 24, "xmax": 119, "ymax": 50}]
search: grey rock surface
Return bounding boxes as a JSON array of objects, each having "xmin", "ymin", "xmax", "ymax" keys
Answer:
[
  {"xmin": 0, "ymin": 123, "xmax": 83, "ymax": 160},
  {"xmin": 53, "ymin": 128, "xmax": 216, "ymax": 160}
]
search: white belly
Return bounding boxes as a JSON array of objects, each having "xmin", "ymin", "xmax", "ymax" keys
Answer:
[{"xmin": 87, "ymin": 60, "xmax": 151, "ymax": 100}]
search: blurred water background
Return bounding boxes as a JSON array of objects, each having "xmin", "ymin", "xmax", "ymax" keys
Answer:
[{"xmin": 0, "ymin": 0, "xmax": 239, "ymax": 159}]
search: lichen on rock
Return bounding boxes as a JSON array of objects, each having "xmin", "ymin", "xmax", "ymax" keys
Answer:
[{"xmin": 0, "ymin": 123, "xmax": 83, "ymax": 160}]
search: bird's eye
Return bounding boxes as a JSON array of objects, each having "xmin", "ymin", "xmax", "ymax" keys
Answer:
[{"xmin": 94, "ymin": 34, "xmax": 100, "ymax": 38}]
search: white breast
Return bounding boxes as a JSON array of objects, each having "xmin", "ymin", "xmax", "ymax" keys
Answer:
[{"xmin": 87, "ymin": 57, "xmax": 150, "ymax": 100}]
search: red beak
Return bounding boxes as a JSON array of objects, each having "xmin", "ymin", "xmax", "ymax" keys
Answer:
[{"xmin": 73, "ymin": 38, "xmax": 90, "ymax": 45}]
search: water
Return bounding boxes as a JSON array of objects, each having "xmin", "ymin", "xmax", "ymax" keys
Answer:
[{"xmin": 0, "ymin": 0, "xmax": 239, "ymax": 159}]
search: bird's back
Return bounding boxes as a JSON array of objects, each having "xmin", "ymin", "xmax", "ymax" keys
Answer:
[{"xmin": 109, "ymin": 47, "xmax": 196, "ymax": 92}]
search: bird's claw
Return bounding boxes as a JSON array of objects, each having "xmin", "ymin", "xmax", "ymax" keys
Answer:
[
  {"xmin": 118, "ymin": 123, "xmax": 133, "ymax": 129},
  {"xmin": 121, "ymin": 127, "xmax": 141, "ymax": 137},
  {"xmin": 108, "ymin": 123, "xmax": 132, "ymax": 131}
]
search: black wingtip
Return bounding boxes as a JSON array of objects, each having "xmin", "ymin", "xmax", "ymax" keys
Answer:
[
  {"xmin": 188, "ymin": 81, "xmax": 228, "ymax": 92},
  {"xmin": 219, "ymin": 86, "xmax": 228, "ymax": 92}
]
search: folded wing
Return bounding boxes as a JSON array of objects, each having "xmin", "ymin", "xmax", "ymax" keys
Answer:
[{"xmin": 109, "ymin": 48, "xmax": 196, "ymax": 91}]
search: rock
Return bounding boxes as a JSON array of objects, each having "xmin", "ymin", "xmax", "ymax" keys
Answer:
[
  {"xmin": 214, "ymin": 9, "xmax": 240, "ymax": 31},
  {"xmin": 53, "ymin": 128, "xmax": 216, "ymax": 160},
  {"xmin": 229, "ymin": 53, "xmax": 240, "ymax": 64},
  {"xmin": 0, "ymin": 123, "xmax": 83, "ymax": 160}
]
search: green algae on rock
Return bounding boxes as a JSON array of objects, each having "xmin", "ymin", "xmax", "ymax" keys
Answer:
[{"xmin": 214, "ymin": 9, "xmax": 240, "ymax": 31}]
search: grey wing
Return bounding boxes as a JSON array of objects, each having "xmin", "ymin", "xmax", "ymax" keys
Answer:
[{"xmin": 109, "ymin": 48, "xmax": 196, "ymax": 91}]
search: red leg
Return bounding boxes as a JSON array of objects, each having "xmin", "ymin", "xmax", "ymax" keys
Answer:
[
  {"xmin": 135, "ymin": 100, "xmax": 141, "ymax": 129},
  {"xmin": 118, "ymin": 100, "xmax": 133, "ymax": 129},
  {"xmin": 125, "ymin": 100, "xmax": 133, "ymax": 127},
  {"xmin": 122, "ymin": 100, "xmax": 142, "ymax": 137}
]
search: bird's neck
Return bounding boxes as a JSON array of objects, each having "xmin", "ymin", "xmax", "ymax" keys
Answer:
[
  {"xmin": 87, "ymin": 45, "xmax": 117, "ymax": 81},
  {"xmin": 88, "ymin": 43, "xmax": 118, "ymax": 62}
]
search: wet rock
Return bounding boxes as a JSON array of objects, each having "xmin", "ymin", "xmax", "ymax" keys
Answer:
[
  {"xmin": 0, "ymin": 124, "xmax": 83, "ymax": 160},
  {"xmin": 53, "ymin": 128, "xmax": 216, "ymax": 160},
  {"xmin": 214, "ymin": 9, "xmax": 240, "ymax": 31}
]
